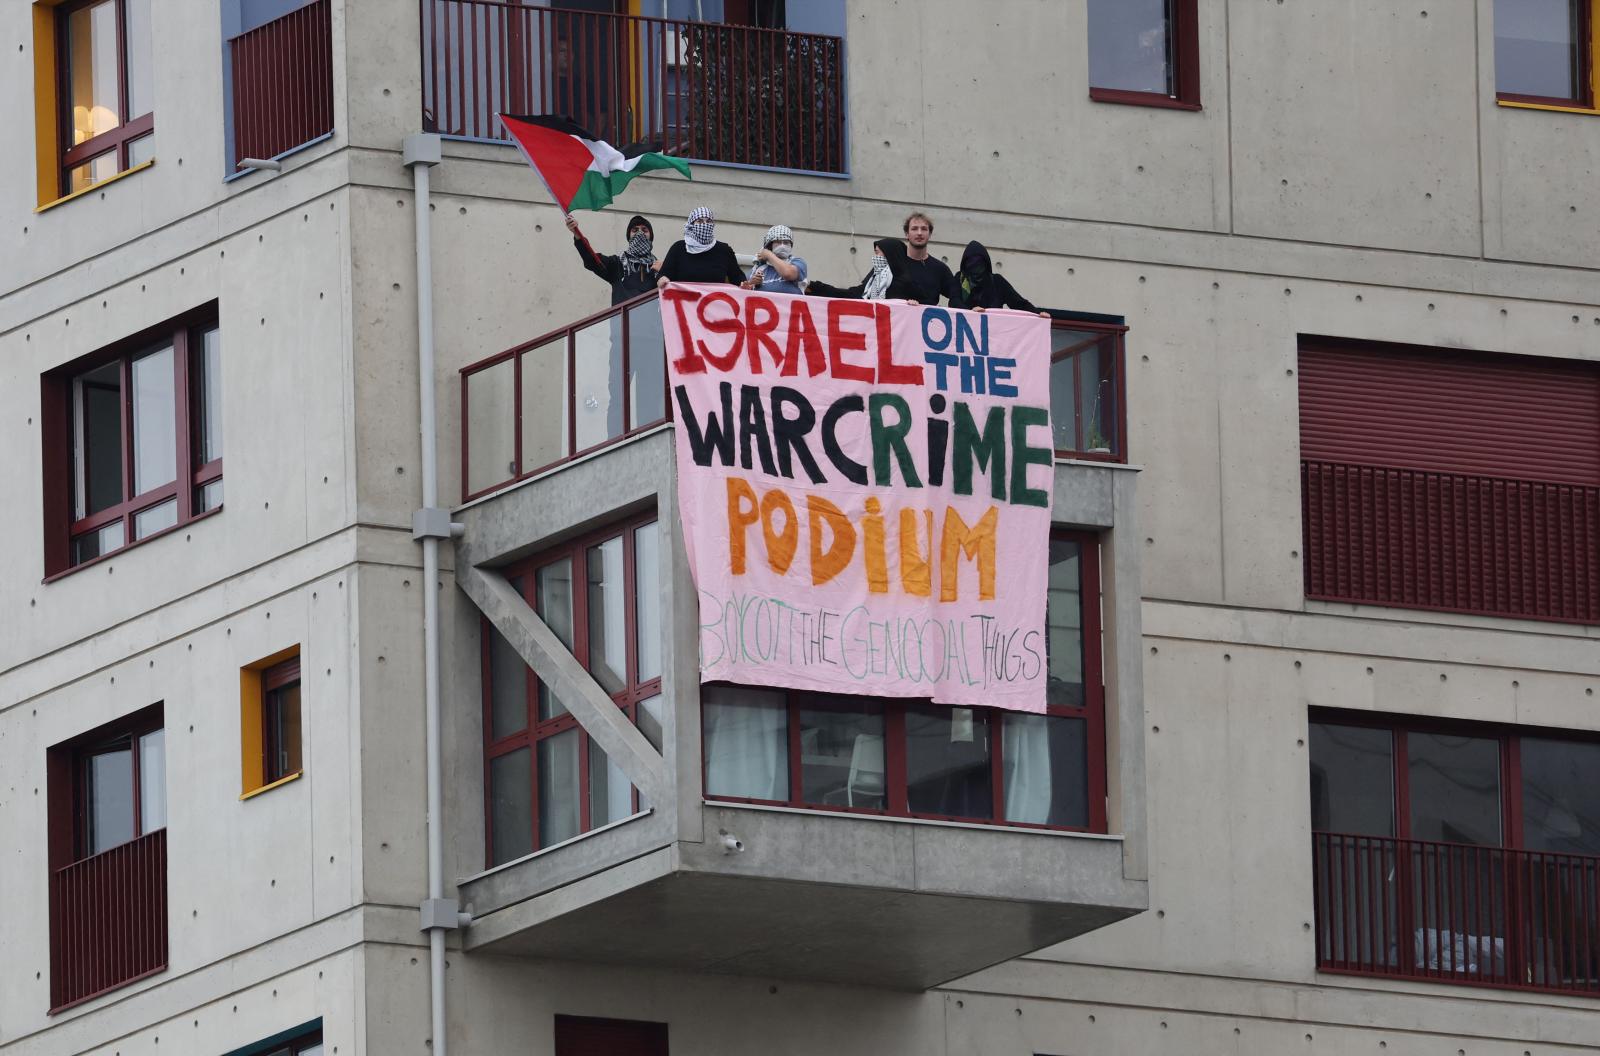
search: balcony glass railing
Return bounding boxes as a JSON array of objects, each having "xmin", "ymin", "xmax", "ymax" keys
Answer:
[
  {"xmin": 1313, "ymin": 831, "xmax": 1600, "ymax": 995},
  {"xmin": 421, "ymin": 0, "xmax": 848, "ymax": 174},
  {"xmin": 461, "ymin": 294, "xmax": 1128, "ymax": 501}
]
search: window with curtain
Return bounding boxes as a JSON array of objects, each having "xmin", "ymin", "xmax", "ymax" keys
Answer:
[
  {"xmin": 701, "ymin": 529, "xmax": 1108, "ymax": 832},
  {"xmin": 482, "ymin": 514, "xmax": 663, "ymax": 866}
]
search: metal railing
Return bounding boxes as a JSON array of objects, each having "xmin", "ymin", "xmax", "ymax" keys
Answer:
[
  {"xmin": 49, "ymin": 828, "xmax": 168, "ymax": 1011},
  {"xmin": 1302, "ymin": 460, "xmax": 1600, "ymax": 623},
  {"xmin": 421, "ymin": 0, "xmax": 848, "ymax": 174},
  {"xmin": 231, "ymin": 0, "xmax": 335, "ymax": 166},
  {"xmin": 1313, "ymin": 832, "xmax": 1600, "ymax": 994}
]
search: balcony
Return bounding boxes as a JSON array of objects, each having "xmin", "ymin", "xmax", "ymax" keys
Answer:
[
  {"xmin": 49, "ymin": 829, "xmax": 168, "ymax": 1011},
  {"xmin": 228, "ymin": 0, "xmax": 335, "ymax": 170},
  {"xmin": 451, "ymin": 297, "xmax": 1143, "ymax": 989},
  {"xmin": 1313, "ymin": 831, "xmax": 1600, "ymax": 995},
  {"xmin": 1302, "ymin": 460, "xmax": 1600, "ymax": 623},
  {"xmin": 460, "ymin": 292, "xmax": 1127, "ymax": 502},
  {"xmin": 421, "ymin": 1, "xmax": 848, "ymax": 174}
]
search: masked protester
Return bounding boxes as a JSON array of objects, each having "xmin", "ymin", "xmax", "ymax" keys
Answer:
[
  {"xmin": 950, "ymin": 241, "xmax": 1049, "ymax": 316},
  {"xmin": 808, "ymin": 238, "xmax": 918, "ymax": 301},
  {"xmin": 742, "ymin": 225, "xmax": 808, "ymax": 294},
  {"xmin": 565, "ymin": 213, "xmax": 659, "ymax": 306},
  {"xmin": 656, "ymin": 206, "xmax": 746, "ymax": 286}
]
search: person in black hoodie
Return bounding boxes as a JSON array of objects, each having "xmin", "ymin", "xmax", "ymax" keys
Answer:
[
  {"xmin": 656, "ymin": 206, "xmax": 746, "ymax": 287},
  {"xmin": 566, "ymin": 213, "xmax": 660, "ymax": 305},
  {"xmin": 950, "ymin": 241, "xmax": 1050, "ymax": 316},
  {"xmin": 807, "ymin": 238, "xmax": 922, "ymax": 302}
]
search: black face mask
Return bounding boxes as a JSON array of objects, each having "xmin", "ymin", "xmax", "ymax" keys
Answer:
[{"xmin": 966, "ymin": 261, "xmax": 991, "ymax": 283}]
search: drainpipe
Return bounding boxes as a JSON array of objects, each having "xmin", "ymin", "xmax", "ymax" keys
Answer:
[{"xmin": 403, "ymin": 132, "xmax": 467, "ymax": 1056}]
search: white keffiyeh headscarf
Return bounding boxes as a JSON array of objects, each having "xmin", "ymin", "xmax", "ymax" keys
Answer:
[
  {"xmin": 863, "ymin": 251, "xmax": 892, "ymax": 300},
  {"xmin": 684, "ymin": 206, "xmax": 716, "ymax": 255}
]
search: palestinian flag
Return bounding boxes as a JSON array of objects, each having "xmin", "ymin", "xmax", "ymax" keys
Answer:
[{"xmin": 498, "ymin": 114, "xmax": 691, "ymax": 212}]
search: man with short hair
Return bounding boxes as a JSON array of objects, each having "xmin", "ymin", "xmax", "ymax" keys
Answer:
[{"xmin": 898, "ymin": 211, "xmax": 959, "ymax": 305}]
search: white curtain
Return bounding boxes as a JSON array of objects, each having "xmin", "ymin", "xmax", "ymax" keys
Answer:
[
  {"xmin": 1003, "ymin": 715, "xmax": 1053, "ymax": 824},
  {"xmin": 704, "ymin": 688, "xmax": 787, "ymax": 800}
]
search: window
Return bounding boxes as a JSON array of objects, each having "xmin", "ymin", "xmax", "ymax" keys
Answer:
[
  {"xmin": 46, "ymin": 704, "xmax": 168, "ymax": 1009},
  {"xmin": 241, "ymin": 648, "xmax": 304, "ymax": 797},
  {"xmin": 482, "ymin": 513, "xmax": 663, "ymax": 865},
  {"xmin": 1049, "ymin": 319, "xmax": 1127, "ymax": 461},
  {"xmin": 1087, "ymin": 0, "xmax": 1201, "ymax": 110},
  {"xmin": 33, "ymin": 0, "xmax": 155, "ymax": 201},
  {"xmin": 554, "ymin": 1015, "xmax": 667, "ymax": 1056},
  {"xmin": 1309, "ymin": 711, "xmax": 1600, "ymax": 994},
  {"xmin": 41, "ymin": 306, "xmax": 223, "ymax": 577},
  {"xmin": 1494, "ymin": 0, "xmax": 1598, "ymax": 110},
  {"xmin": 701, "ymin": 531, "xmax": 1108, "ymax": 832},
  {"xmin": 1298, "ymin": 338, "xmax": 1600, "ymax": 624}
]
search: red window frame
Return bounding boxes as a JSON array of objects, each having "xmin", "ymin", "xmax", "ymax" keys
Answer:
[
  {"xmin": 701, "ymin": 529, "xmax": 1109, "ymax": 834},
  {"xmin": 46, "ymin": 703, "xmax": 165, "ymax": 871},
  {"xmin": 1494, "ymin": 0, "xmax": 1595, "ymax": 109},
  {"xmin": 1088, "ymin": 0, "xmax": 1202, "ymax": 111},
  {"xmin": 481, "ymin": 511, "xmax": 662, "ymax": 865},
  {"xmin": 262, "ymin": 656, "xmax": 303, "ymax": 784},
  {"xmin": 40, "ymin": 304, "xmax": 223, "ymax": 579},
  {"xmin": 54, "ymin": 0, "xmax": 156, "ymax": 195},
  {"xmin": 1050, "ymin": 318, "xmax": 1129, "ymax": 463},
  {"xmin": 1309, "ymin": 708, "xmax": 1600, "ymax": 850}
]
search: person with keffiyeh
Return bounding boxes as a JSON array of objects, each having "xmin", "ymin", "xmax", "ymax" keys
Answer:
[
  {"xmin": 566, "ymin": 213, "xmax": 660, "ymax": 305},
  {"xmin": 741, "ymin": 225, "xmax": 808, "ymax": 295},
  {"xmin": 657, "ymin": 206, "xmax": 746, "ymax": 287},
  {"xmin": 807, "ymin": 238, "xmax": 920, "ymax": 302}
]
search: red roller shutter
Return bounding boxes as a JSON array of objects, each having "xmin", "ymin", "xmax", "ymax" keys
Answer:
[
  {"xmin": 1297, "ymin": 338, "xmax": 1600, "ymax": 623},
  {"xmin": 1299, "ymin": 340, "xmax": 1600, "ymax": 486},
  {"xmin": 555, "ymin": 1016, "xmax": 669, "ymax": 1056}
]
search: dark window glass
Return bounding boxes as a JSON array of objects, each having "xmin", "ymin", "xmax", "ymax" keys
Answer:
[
  {"xmin": 799, "ymin": 702, "xmax": 885, "ymax": 809},
  {"xmin": 1003, "ymin": 714, "xmax": 1087, "ymax": 827},
  {"xmin": 1088, "ymin": 0, "xmax": 1173, "ymax": 94},
  {"xmin": 1407, "ymin": 733, "xmax": 1502, "ymax": 846},
  {"xmin": 264, "ymin": 680, "xmax": 302, "ymax": 783},
  {"xmin": 489, "ymin": 747, "xmax": 533, "ymax": 865},
  {"xmin": 1046, "ymin": 538, "xmax": 1085, "ymax": 706},
  {"xmin": 1521, "ymin": 737, "xmax": 1600, "ymax": 855},
  {"xmin": 906, "ymin": 706, "xmax": 992, "ymax": 820},
  {"xmin": 1309, "ymin": 723, "xmax": 1395, "ymax": 836},
  {"xmin": 1495, "ymin": 0, "xmax": 1585, "ymax": 100},
  {"xmin": 86, "ymin": 743, "xmax": 135, "ymax": 855},
  {"xmin": 76, "ymin": 361, "xmax": 124, "ymax": 518},
  {"xmin": 488, "ymin": 625, "xmax": 528, "ymax": 740}
]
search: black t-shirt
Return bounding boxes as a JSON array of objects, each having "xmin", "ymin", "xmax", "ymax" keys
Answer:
[
  {"xmin": 899, "ymin": 254, "xmax": 958, "ymax": 305},
  {"xmin": 658, "ymin": 241, "xmax": 745, "ymax": 285}
]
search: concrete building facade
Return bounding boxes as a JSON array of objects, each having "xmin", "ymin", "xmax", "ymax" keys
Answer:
[{"xmin": 3, "ymin": 1, "xmax": 1598, "ymax": 1054}]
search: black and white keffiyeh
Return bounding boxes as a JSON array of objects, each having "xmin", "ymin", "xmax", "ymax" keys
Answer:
[
  {"xmin": 622, "ymin": 231, "xmax": 654, "ymax": 278},
  {"xmin": 684, "ymin": 206, "xmax": 716, "ymax": 254}
]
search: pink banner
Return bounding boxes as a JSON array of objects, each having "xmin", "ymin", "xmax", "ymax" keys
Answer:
[{"xmin": 662, "ymin": 284, "xmax": 1055, "ymax": 712}]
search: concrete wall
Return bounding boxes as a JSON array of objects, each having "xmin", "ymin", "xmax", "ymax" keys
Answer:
[{"xmin": 4, "ymin": 0, "xmax": 1600, "ymax": 1054}]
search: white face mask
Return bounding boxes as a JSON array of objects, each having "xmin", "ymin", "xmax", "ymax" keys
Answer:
[{"xmin": 770, "ymin": 242, "xmax": 794, "ymax": 260}]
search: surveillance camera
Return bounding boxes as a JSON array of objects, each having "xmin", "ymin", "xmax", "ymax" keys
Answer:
[{"xmin": 718, "ymin": 830, "xmax": 744, "ymax": 854}]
